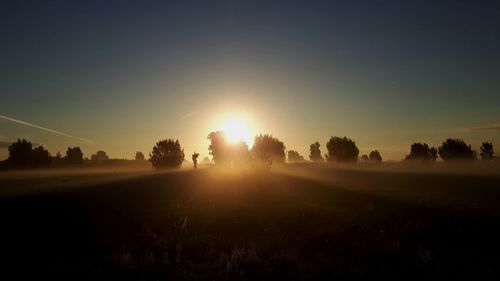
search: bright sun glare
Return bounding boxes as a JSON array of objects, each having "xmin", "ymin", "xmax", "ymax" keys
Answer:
[{"xmin": 220, "ymin": 118, "xmax": 253, "ymax": 145}]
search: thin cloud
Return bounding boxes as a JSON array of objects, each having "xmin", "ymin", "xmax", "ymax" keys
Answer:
[
  {"xmin": 0, "ymin": 114, "xmax": 94, "ymax": 144},
  {"xmin": 180, "ymin": 111, "xmax": 198, "ymax": 120},
  {"xmin": 464, "ymin": 124, "xmax": 500, "ymax": 132}
]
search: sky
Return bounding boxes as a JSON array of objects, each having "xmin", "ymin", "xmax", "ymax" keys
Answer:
[{"xmin": 1, "ymin": 0, "xmax": 499, "ymax": 161}]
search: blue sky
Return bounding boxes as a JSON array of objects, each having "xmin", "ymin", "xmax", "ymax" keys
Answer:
[{"xmin": 1, "ymin": 0, "xmax": 499, "ymax": 160}]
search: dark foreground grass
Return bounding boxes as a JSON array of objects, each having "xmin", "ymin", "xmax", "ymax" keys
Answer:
[{"xmin": 1, "ymin": 166, "xmax": 500, "ymax": 280}]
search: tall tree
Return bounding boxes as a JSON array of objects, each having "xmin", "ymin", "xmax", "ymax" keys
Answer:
[
  {"xmin": 326, "ymin": 136, "xmax": 359, "ymax": 162},
  {"xmin": 232, "ymin": 141, "xmax": 251, "ymax": 167},
  {"xmin": 438, "ymin": 139, "xmax": 476, "ymax": 161},
  {"xmin": 287, "ymin": 150, "xmax": 305, "ymax": 163},
  {"xmin": 369, "ymin": 150, "xmax": 382, "ymax": 162},
  {"xmin": 207, "ymin": 131, "xmax": 232, "ymax": 166},
  {"xmin": 192, "ymin": 152, "xmax": 200, "ymax": 168},
  {"xmin": 251, "ymin": 134, "xmax": 286, "ymax": 165},
  {"xmin": 91, "ymin": 150, "xmax": 109, "ymax": 163},
  {"xmin": 309, "ymin": 142, "xmax": 324, "ymax": 162},
  {"xmin": 135, "ymin": 151, "xmax": 145, "ymax": 161},
  {"xmin": 31, "ymin": 146, "xmax": 51, "ymax": 167},
  {"xmin": 65, "ymin": 147, "xmax": 84, "ymax": 165},
  {"xmin": 480, "ymin": 142, "xmax": 494, "ymax": 161},
  {"xmin": 7, "ymin": 139, "xmax": 33, "ymax": 167},
  {"xmin": 150, "ymin": 139, "xmax": 185, "ymax": 169},
  {"xmin": 405, "ymin": 143, "xmax": 437, "ymax": 162}
]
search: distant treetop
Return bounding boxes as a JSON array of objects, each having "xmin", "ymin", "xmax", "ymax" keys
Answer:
[
  {"xmin": 326, "ymin": 136, "xmax": 359, "ymax": 162},
  {"xmin": 438, "ymin": 139, "xmax": 476, "ymax": 161}
]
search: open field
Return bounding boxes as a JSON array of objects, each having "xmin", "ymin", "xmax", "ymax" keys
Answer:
[{"xmin": 1, "ymin": 164, "xmax": 500, "ymax": 280}]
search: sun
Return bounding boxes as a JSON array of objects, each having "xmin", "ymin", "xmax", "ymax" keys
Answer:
[{"xmin": 220, "ymin": 117, "xmax": 253, "ymax": 145}]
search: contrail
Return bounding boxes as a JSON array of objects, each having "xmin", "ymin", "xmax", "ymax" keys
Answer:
[
  {"xmin": 180, "ymin": 111, "xmax": 198, "ymax": 120},
  {"xmin": 0, "ymin": 114, "xmax": 94, "ymax": 144}
]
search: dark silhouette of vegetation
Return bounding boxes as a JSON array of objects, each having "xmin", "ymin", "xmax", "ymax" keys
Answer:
[
  {"xmin": 369, "ymin": 150, "xmax": 382, "ymax": 162},
  {"xmin": 31, "ymin": 146, "xmax": 51, "ymax": 166},
  {"xmin": 232, "ymin": 141, "xmax": 251, "ymax": 167},
  {"xmin": 207, "ymin": 131, "xmax": 232, "ymax": 166},
  {"xmin": 91, "ymin": 150, "xmax": 109, "ymax": 163},
  {"xmin": 8, "ymin": 139, "xmax": 33, "ymax": 167},
  {"xmin": 150, "ymin": 139, "xmax": 185, "ymax": 169},
  {"xmin": 360, "ymin": 154, "xmax": 369, "ymax": 162},
  {"xmin": 309, "ymin": 142, "xmax": 324, "ymax": 162},
  {"xmin": 405, "ymin": 143, "xmax": 437, "ymax": 162},
  {"xmin": 65, "ymin": 147, "xmax": 84, "ymax": 165},
  {"xmin": 480, "ymin": 142, "xmax": 494, "ymax": 161},
  {"xmin": 251, "ymin": 134, "xmax": 286, "ymax": 165},
  {"xmin": 438, "ymin": 139, "xmax": 476, "ymax": 161},
  {"xmin": 326, "ymin": 136, "xmax": 359, "ymax": 162},
  {"xmin": 192, "ymin": 152, "xmax": 200, "ymax": 168},
  {"xmin": 7, "ymin": 139, "xmax": 51, "ymax": 168},
  {"xmin": 287, "ymin": 150, "xmax": 305, "ymax": 163},
  {"xmin": 207, "ymin": 131, "xmax": 251, "ymax": 167},
  {"xmin": 135, "ymin": 151, "xmax": 145, "ymax": 161},
  {"xmin": 430, "ymin": 147, "xmax": 438, "ymax": 161}
]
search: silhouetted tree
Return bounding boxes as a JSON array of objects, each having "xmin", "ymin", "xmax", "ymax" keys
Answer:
[
  {"xmin": 251, "ymin": 134, "xmax": 286, "ymax": 165},
  {"xmin": 207, "ymin": 131, "xmax": 232, "ymax": 166},
  {"xmin": 7, "ymin": 139, "xmax": 33, "ymax": 167},
  {"xmin": 202, "ymin": 157, "xmax": 211, "ymax": 164},
  {"xmin": 150, "ymin": 139, "xmax": 185, "ymax": 169},
  {"xmin": 369, "ymin": 150, "xmax": 382, "ymax": 162},
  {"xmin": 309, "ymin": 142, "xmax": 324, "ymax": 162},
  {"xmin": 192, "ymin": 152, "xmax": 200, "ymax": 168},
  {"xmin": 438, "ymin": 139, "xmax": 476, "ymax": 161},
  {"xmin": 232, "ymin": 141, "xmax": 251, "ymax": 166},
  {"xmin": 429, "ymin": 147, "xmax": 438, "ymax": 161},
  {"xmin": 207, "ymin": 131, "xmax": 252, "ymax": 167},
  {"xmin": 91, "ymin": 150, "xmax": 109, "ymax": 163},
  {"xmin": 65, "ymin": 147, "xmax": 84, "ymax": 165},
  {"xmin": 31, "ymin": 146, "xmax": 51, "ymax": 167},
  {"xmin": 326, "ymin": 136, "xmax": 359, "ymax": 162},
  {"xmin": 480, "ymin": 142, "xmax": 494, "ymax": 161},
  {"xmin": 405, "ymin": 143, "xmax": 437, "ymax": 162},
  {"xmin": 287, "ymin": 150, "xmax": 305, "ymax": 163},
  {"xmin": 360, "ymin": 154, "xmax": 369, "ymax": 162},
  {"xmin": 135, "ymin": 151, "xmax": 145, "ymax": 161},
  {"xmin": 288, "ymin": 150, "xmax": 303, "ymax": 162}
]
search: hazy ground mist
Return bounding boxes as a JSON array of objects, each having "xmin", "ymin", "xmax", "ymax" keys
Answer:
[{"xmin": 1, "ymin": 163, "xmax": 500, "ymax": 280}]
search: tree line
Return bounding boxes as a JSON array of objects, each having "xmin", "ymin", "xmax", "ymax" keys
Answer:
[
  {"xmin": 1, "ymin": 138, "xmax": 148, "ymax": 169},
  {"xmin": 148, "ymin": 132, "xmax": 495, "ymax": 169},
  {"xmin": 1, "ymin": 135, "xmax": 495, "ymax": 170}
]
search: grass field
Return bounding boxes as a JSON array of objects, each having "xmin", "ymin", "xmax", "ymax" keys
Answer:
[{"xmin": 1, "ymin": 164, "xmax": 500, "ymax": 280}]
